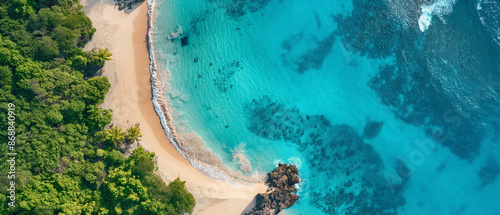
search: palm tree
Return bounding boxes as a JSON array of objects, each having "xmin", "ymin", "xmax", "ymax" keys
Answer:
[
  {"xmin": 106, "ymin": 126, "xmax": 126, "ymax": 146},
  {"xmin": 126, "ymin": 125, "xmax": 143, "ymax": 144},
  {"xmin": 92, "ymin": 48, "xmax": 112, "ymax": 67}
]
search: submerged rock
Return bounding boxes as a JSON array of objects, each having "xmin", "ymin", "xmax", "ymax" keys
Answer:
[
  {"xmin": 247, "ymin": 164, "xmax": 299, "ymax": 215},
  {"xmin": 478, "ymin": 158, "xmax": 500, "ymax": 188},
  {"xmin": 362, "ymin": 120, "xmax": 384, "ymax": 139},
  {"xmin": 181, "ymin": 34, "xmax": 189, "ymax": 46}
]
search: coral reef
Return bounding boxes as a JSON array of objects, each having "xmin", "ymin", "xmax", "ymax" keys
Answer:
[
  {"xmin": 207, "ymin": 0, "xmax": 274, "ymax": 19},
  {"xmin": 362, "ymin": 120, "xmax": 384, "ymax": 139},
  {"xmin": 335, "ymin": 0, "xmax": 500, "ymax": 160},
  {"xmin": 213, "ymin": 61, "xmax": 241, "ymax": 92},
  {"xmin": 478, "ymin": 158, "xmax": 500, "ymax": 188},
  {"xmin": 245, "ymin": 96, "xmax": 408, "ymax": 214}
]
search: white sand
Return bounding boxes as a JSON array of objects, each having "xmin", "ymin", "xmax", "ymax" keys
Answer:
[{"xmin": 81, "ymin": 0, "xmax": 267, "ymax": 214}]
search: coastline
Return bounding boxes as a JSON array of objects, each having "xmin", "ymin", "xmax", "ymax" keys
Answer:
[
  {"xmin": 81, "ymin": 0, "xmax": 267, "ymax": 214},
  {"xmin": 145, "ymin": 0, "xmax": 261, "ymax": 186}
]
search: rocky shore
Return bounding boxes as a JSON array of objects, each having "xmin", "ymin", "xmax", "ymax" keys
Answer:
[
  {"xmin": 248, "ymin": 164, "xmax": 300, "ymax": 215},
  {"xmin": 114, "ymin": 0, "xmax": 144, "ymax": 10}
]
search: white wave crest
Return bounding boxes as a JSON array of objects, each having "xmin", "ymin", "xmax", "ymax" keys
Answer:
[
  {"xmin": 273, "ymin": 157, "xmax": 302, "ymax": 169},
  {"xmin": 272, "ymin": 159, "xmax": 284, "ymax": 167},
  {"xmin": 287, "ymin": 157, "xmax": 303, "ymax": 169},
  {"xmin": 418, "ymin": 0, "xmax": 457, "ymax": 32}
]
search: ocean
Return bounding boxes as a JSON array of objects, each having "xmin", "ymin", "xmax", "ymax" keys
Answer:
[{"xmin": 150, "ymin": 0, "xmax": 500, "ymax": 214}]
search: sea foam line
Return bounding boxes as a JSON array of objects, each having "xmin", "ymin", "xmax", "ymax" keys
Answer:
[{"xmin": 145, "ymin": 0, "xmax": 263, "ymax": 187}]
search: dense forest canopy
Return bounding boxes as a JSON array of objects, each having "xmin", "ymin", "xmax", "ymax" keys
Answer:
[{"xmin": 0, "ymin": 0, "xmax": 195, "ymax": 214}]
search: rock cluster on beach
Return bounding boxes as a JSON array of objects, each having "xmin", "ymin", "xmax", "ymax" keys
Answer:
[
  {"xmin": 114, "ymin": 0, "xmax": 144, "ymax": 10},
  {"xmin": 247, "ymin": 164, "xmax": 299, "ymax": 215}
]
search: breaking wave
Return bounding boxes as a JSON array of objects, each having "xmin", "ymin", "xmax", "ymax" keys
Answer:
[{"xmin": 418, "ymin": 0, "xmax": 457, "ymax": 32}]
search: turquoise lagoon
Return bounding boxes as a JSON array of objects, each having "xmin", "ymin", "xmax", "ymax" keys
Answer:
[{"xmin": 151, "ymin": 0, "xmax": 500, "ymax": 214}]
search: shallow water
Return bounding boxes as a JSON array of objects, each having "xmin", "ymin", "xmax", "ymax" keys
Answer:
[{"xmin": 152, "ymin": 0, "xmax": 500, "ymax": 214}]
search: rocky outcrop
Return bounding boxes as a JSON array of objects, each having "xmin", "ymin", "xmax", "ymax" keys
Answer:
[
  {"xmin": 114, "ymin": 0, "xmax": 144, "ymax": 10},
  {"xmin": 247, "ymin": 164, "xmax": 300, "ymax": 215}
]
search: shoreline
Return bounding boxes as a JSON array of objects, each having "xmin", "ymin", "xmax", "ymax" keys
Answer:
[
  {"xmin": 145, "ymin": 0, "xmax": 265, "ymax": 187},
  {"xmin": 81, "ymin": 0, "xmax": 267, "ymax": 214}
]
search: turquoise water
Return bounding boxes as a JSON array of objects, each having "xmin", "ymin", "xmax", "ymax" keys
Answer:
[{"xmin": 152, "ymin": 0, "xmax": 500, "ymax": 214}]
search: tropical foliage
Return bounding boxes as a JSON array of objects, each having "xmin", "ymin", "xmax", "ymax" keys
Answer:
[
  {"xmin": 92, "ymin": 48, "xmax": 112, "ymax": 67},
  {"xmin": 106, "ymin": 126, "xmax": 126, "ymax": 146},
  {"xmin": 0, "ymin": 0, "xmax": 195, "ymax": 214},
  {"xmin": 126, "ymin": 125, "xmax": 143, "ymax": 144}
]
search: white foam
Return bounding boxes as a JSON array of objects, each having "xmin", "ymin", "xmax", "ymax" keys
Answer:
[
  {"xmin": 232, "ymin": 144, "xmax": 252, "ymax": 172},
  {"xmin": 272, "ymin": 157, "xmax": 302, "ymax": 169},
  {"xmin": 273, "ymin": 159, "xmax": 284, "ymax": 167},
  {"xmin": 287, "ymin": 157, "xmax": 303, "ymax": 169},
  {"xmin": 146, "ymin": 0, "xmax": 264, "ymax": 187},
  {"xmin": 418, "ymin": 0, "xmax": 457, "ymax": 32}
]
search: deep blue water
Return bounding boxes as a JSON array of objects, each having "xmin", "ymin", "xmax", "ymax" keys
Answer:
[{"xmin": 152, "ymin": 0, "xmax": 500, "ymax": 214}]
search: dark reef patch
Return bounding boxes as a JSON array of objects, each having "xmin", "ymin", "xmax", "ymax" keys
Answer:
[
  {"xmin": 281, "ymin": 32, "xmax": 304, "ymax": 52},
  {"xmin": 396, "ymin": 159, "xmax": 412, "ymax": 179},
  {"xmin": 207, "ymin": 0, "xmax": 274, "ymax": 19},
  {"xmin": 478, "ymin": 158, "xmax": 500, "ymax": 188},
  {"xmin": 245, "ymin": 96, "xmax": 408, "ymax": 214},
  {"xmin": 332, "ymin": 0, "xmax": 402, "ymax": 59},
  {"xmin": 181, "ymin": 34, "xmax": 189, "ymax": 46},
  {"xmin": 362, "ymin": 120, "xmax": 384, "ymax": 139},
  {"xmin": 313, "ymin": 11, "xmax": 321, "ymax": 28},
  {"xmin": 335, "ymin": 0, "xmax": 500, "ymax": 160},
  {"xmin": 280, "ymin": 31, "xmax": 336, "ymax": 74},
  {"xmin": 189, "ymin": 10, "xmax": 210, "ymax": 35},
  {"xmin": 213, "ymin": 61, "xmax": 241, "ymax": 92},
  {"xmin": 295, "ymin": 31, "xmax": 336, "ymax": 74}
]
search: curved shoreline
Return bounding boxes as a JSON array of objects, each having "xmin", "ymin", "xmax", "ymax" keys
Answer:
[{"xmin": 146, "ymin": 0, "xmax": 265, "ymax": 186}]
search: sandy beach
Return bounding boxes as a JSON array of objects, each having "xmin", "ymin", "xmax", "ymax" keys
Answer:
[{"xmin": 81, "ymin": 0, "xmax": 267, "ymax": 214}]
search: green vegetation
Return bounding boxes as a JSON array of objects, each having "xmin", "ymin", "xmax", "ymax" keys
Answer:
[
  {"xmin": 107, "ymin": 126, "xmax": 127, "ymax": 147},
  {"xmin": 0, "ymin": 0, "xmax": 195, "ymax": 214},
  {"xmin": 126, "ymin": 125, "xmax": 142, "ymax": 144},
  {"xmin": 92, "ymin": 48, "xmax": 112, "ymax": 67}
]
